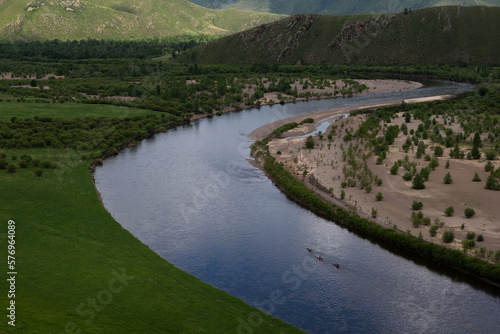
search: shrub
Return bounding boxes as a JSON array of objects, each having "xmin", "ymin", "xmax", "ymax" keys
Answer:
[
  {"xmin": 472, "ymin": 172, "xmax": 481, "ymax": 182},
  {"xmin": 305, "ymin": 136, "xmax": 315, "ymax": 149},
  {"xmin": 390, "ymin": 162, "xmax": 399, "ymax": 175},
  {"xmin": 375, "ymin": 192, "xmax": 383, "ymax": 201},
  {"xmin": 464, "ymin": 208, "xmax": 475, "ymax": 218},
  {"xmin": 6, "ymin": 163, "xmax": 17, "ymax": 173},
  {"xmin": 365, "ymin": 185, "xmax": 372, "ymax": 193},
  {"xmin": 485, "ymin": 161, "xmax": 494, "ymax": 172},
  {"xmin": 443, "ymin": 172, "xmax": 453, "ymax": 184},
  {"xmin": 371, "ymin": 207, "xmax": 378, "ymax": 218},
  {"xmin": 466, "ymin": 231, "xmax": 476, "ymax": 240},
  {"xmin": 0, "ymin": 159, "xmax": 8, "ymax": 169},
  {"xmin": 421, "ymin": 217, "xmax": 431, "ymax": 226},
  {"xmin": 477, "ymin": 234, "xmax": 484, "ymax": 242},
  {"xmin": 485, "ymin": 150, "xmax": 497, "ymax": 161},
  {"xmin": 420, "ymin": 167, "xmax": 430, "ymax": 181},
  {"xmin": 402, "ymin": 172, "xmax": 413, "ymax": 181},
  {"xmin": 18, "ymin": 160, "xmax": 28, "ymax": 168},
  {"xmin": 444, "ymin": 206, "xmax": 455, "ymax": 217},
  {"xmin": 494, "ymin": 250, "xmax": 500, "ymax": 264},
  {"xmin": 340, "ymin": 189, "xmax": 345, "ymax": 199},
  {"xmin": 442, "ymin": 230, "xmax": 455, "ymax": 243},
  {"xmin": 445, "ymin": 160, "xmax": 450, "ymax": 169},
  {"xmin": 412, "ymin": 173, "xmax": 425, "ymax": 189},
  {"xmin": 434, "ymin": 146, "xmax": 444, "ymax": 157},
  {"xmin": 411, "ymin": 201, "xmax": 423, "ymax": 210},
  {"xmin": 429, "ymin": 225, "xmax": 438, "ymax": 237},
  {"xmin": 40, "ymin": 160, "xmax": 52, "ymax": 169},
  {"xmin": 20, "ymin": 154, "xmax": 32, "ymax": 162},
  {"xmin": 34, "ymin": 169, "xmax": 43, "ymax": 177},
  {"xmin": 485, "ymin": 173, "xmax": 500, "ymax": 190}
]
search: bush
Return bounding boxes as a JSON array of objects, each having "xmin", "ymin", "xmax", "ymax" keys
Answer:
[
  {"xmin": 305, "ymin": 136, "xmax": 315, "ymax": 149},
  {"xmin": 443, "ymin": 172, "xmax": 453, "ymax": 184},
  {"xmin": 18, "ymin": 160, "xmax": 28, "ymax": 168},
  {"xmin": 485, "ymin": 150, "xmax": 497, "ymax": 161},
  {"xmin": 429, "ymin": 225, "xmax": 438, "ymax": 237},
  {"xmin": 340, "ymin": 189, "xmax": 345, "ymax": 199},
  {"xmin": 421, "ymin": 217, "xmax": 431, "ymax": 226},
  {"xmin": 464, "ymin": 208, "xmax": 475, "ymax": 218},
  {"xmin": 412, "ymin": 173, "xmax": 425, "ymax": 189},
  {"xmin": 371, "ymin": 207, "xmax": 378, "ymax": 218},
  {"xmin": 6, "ymin": 163, "xmax": 17, "ymax": 173},
  {"xmin": 485, "ymin": 173, "xmax": 500, "ymax": 190},
  {"xmin": 485, "ymin": 161, "xmax": 494, "ymax": 172},
  {"xmin": 0, "ymin": 159, "xmax": 8, "ymax": 169},
  {"xmin": 34, "ymin": 169, "xmax": 43, "ymax": 177},
  {"xmin": 444, "ymin": 206, "xmax": 455, "ymax": 217},
  {"xmin": 442, "ymin": 230, "xmax": 455, "ymax": 243},
  {"xmin": 434, "ymin": 146, "xmax": 444, "ymax": 157},
  {"xmin": 390, "ymin": 162, "xmax": 399, "ymax": 175},
  {"xmin": 472, "ymin": 172, "xmax": 481, "ymax": 182},
  {"xmin": 375, "ymin": 192, "xmax": 383, "ymax": 201},
  {"xmin": 445, "ymin": 160, "xmax": 450, "ymax": 169},
  {"xmin": 494, "ymin": 250, "xmax": 500, "ymax": 264},
  {"xmin": 466, "ymin": 231, "xmax": 476, "ymax": 240},
  {"xmin": 402, "ymin": 172, "xmax": 413, "ymax": 181},
  {"xmin": 476, "ymin": 234, "xmax": 484, "ymax": 242},
  {"xmin": 40, "ymin": 160, "xmax": 52, "ymax": 169},
  {"xmin": 411, "ymin": 201, "xmax": 423, "ymax": 210}
]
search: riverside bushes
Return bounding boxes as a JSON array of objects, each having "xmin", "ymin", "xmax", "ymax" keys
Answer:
[{"xmin": 261, "ymin": 154, "xmax": 500, "ymax": 284}]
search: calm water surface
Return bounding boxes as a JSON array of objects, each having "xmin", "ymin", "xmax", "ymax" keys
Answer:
[{"xmin": 94, "ymin": 81, "xmax": 500, "ymax": 333}]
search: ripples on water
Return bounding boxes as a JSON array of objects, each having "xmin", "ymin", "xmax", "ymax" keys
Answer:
[{"xmin": 95, "ymin": 81, "xmax": 500, "ymax": 333}]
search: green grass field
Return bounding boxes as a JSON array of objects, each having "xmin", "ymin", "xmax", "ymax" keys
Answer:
[{"xmin": 0, "ymin": 102, "xmax": 303, "ymax": 333}]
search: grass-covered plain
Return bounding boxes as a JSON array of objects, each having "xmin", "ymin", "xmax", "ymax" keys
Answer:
[{"xmin": 0, "ymin": 102, "xmax": 303, "ymax": 333}]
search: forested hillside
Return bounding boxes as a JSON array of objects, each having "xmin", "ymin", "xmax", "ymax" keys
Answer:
[{"xmin": 176, "ymin": 6, "xmax": 500, "ymax": 65}]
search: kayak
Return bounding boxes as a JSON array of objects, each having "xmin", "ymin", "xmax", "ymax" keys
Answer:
[{"xmin": 315, "ymin": 255, "xmax": 323, "ymax": 261}]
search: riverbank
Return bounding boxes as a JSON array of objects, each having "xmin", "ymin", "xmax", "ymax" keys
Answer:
[
  {"xmin": 249, "ymin": 94, "xmax": 500, "ymax": 286},
  {"xmin": 192, "ymin": 79, "xmax": 422, "ymax": 122}
]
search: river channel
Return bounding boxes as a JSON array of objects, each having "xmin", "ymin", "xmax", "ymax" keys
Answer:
[{"xmin": 94, "ymin": 81, "xmax": 500, "ymax": 333}]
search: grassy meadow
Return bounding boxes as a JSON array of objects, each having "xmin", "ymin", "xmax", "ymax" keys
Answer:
[{"xmin": 0, "ymin": 101, "xmax": 303, "ymax": 333}]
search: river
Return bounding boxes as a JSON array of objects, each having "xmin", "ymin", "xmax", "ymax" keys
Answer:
[{"xmin": 94, "ymin": 81, "xmax": 500, "ymax": 333}]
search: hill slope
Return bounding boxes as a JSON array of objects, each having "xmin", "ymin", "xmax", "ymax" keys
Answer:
[
  {"xmin": 188, "ymin": 0, "xmax": 500, "ymax": 15},
  {"xmin": 177, "ymin": 6, "xmax": 500, "ymax": 65},
  {"xmin": 0, "ymin": 0, "xmax": 284, "ymax": 40}
]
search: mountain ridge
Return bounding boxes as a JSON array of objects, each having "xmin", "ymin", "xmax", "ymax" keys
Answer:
[
  {"xmin": 188, "ymin": 0, "xmax": 500, "ymax": 15},
  {"xmin": 175, "ymin": 6, "xmax": 500, "ymax": 65}
]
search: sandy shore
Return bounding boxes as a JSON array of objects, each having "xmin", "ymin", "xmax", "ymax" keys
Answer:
[
  {"xmin": 192, "ymin": 79, "xmax": 422, "ymax": 122},
  {"xmin": 251, "ymin": 93, "xmax": 500, "ymax": 260}
]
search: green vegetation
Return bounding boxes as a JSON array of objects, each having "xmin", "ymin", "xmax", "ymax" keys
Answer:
[
  {"xmin": 465, "ymin": 207, "xmax": 476, "ymax": 218},
  {"xmin": 473, "ymin": 172, "xmax": 482, "ymax": 182},
  {"xmin": 0, "ymin": 0, "xmax": 284, "ymax": 40},
  {"xmin": 443, "ymin": 172, "xmax": 453, "ymax": 184},
  {"xmin": 375, "ymin": 192, "xmax": 383, "ymax": 201},
  {"xmin": 411, "ymin": 201, "xmax": 423, "ymax": 210},
  {"xmin": 445, "ymin": 206, "xmax": 455, "ymax": 217},
  {"xmin": 178, "ymin": 7, "xmax": 500, "ymax": 65},
  {"xmin": 253, "ymin": 149, "xmax": 500, "ymax": 283},
  {"xmin": 0, "ymin": 101, "xmax": 302, "ymax": 333},
  {"xmin": 442, "ymin": 231, "xmax": 455, "ymax": 243}
]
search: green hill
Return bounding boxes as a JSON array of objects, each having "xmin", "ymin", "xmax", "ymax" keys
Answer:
[
  {"xmin": 0, "ymin": 0, "xmax": 285, "ymax": 40},
  {"xmin": 188, "ymin": 0, "xmax": 500, "ymax": 15},
  {"xmin": 176, "ymin": 6, "xmax": 500, "ymax": 65}
]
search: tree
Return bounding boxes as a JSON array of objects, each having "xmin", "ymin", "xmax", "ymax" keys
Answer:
[
  {"xmin": 340, "ymin": 189, "xmax": 345, "ymax": 199},
  {"xmin": 371, "ymin": 207, "xmax": 378, "ymax": 218},
  {"xmin": 411, "ymin": 201, "xmax": 423, "ymax": 210},
  {"xmin": 412, "ymin": 173, "xmax": 425, "ymax": 189},
  {"xmin": 471, "ymin": 145, "xmax": 481, "ymax": 160},
  {"xmin": 375, "ymin": 192, "xmax": 383, "ymax": 201},
  {"xmin": 464, "ymin": 207, "xmax": 475, "ymax": 218},
  {"xmin": 485, "ymin": 173, "xmax": 500, "ymax": 190},
  {"xmin": 442, "ymin": 230, "xmax": 455, "ymax": 243},
  {"xmin": 444, "ymin": 206, "xmax": 455, "ymax": 217},
  {"xmin": 485, "ymin": 161, "xmax": 494, "ymax": 172},
  {"xmin": 472, "ymin": 172, "xmax": 481, "ymax": 182},
  {"xmin": 434, "ymin": 146, "xmax": 443, "ymax": 157},
  {"xmin": 390, "ymin": 162, "xmax": 399, "ymax": 175},
  {"xmin": 443, "ymin": 172, "xmax": 453, "ymax": 184},
  {"xmin": 473, "ymin": 132, "xmax": 482, "ymax": 148},
  {"xmin": 445, "ymin": 160, "xmax": 450, "ymax": 169}
]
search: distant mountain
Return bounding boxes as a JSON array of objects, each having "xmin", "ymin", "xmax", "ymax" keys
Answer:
[
  {"xmin": 188, "ymin": 0, "xmax": 500, "ymax": 15},
  {"xmin": 176, "ymin": 6, "xmax": 500, "ymax": 65},
  {"xmin": 0, "ymin": 0, "xmax": 284, "ymax": 40}
]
